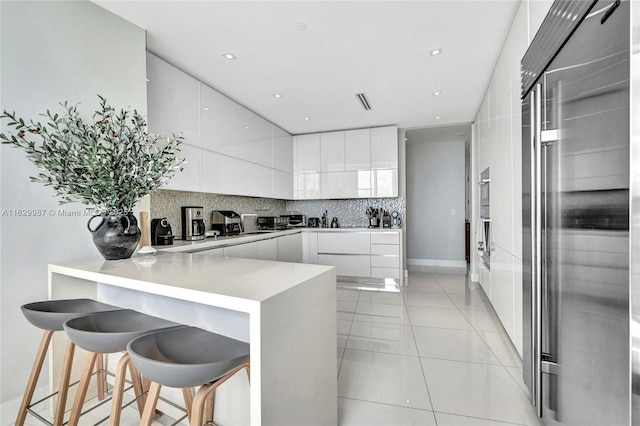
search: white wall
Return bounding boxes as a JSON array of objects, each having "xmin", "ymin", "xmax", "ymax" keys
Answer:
[
  {"xmin": 0, "ymin": 1, "xmax": 146, "ymax": 420},
  {"xmin": 406, "ymin": 131, "xmax": 466, "ymax": 267},
  {"xmin": 471, "ymin": 0, "xmax": 553, "ymax": 356}
]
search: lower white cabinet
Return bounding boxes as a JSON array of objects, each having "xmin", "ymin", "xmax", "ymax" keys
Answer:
[
  {"xmin": 277, "ymin": 233, "xmax": 302, "ymax": 263},
  {"xmin": 318, "ymin": 254, "xmax": 370, "ymax": 277},
  {"xmin": 223, "ymin": 242, "xmax": 258, "ymax": 259},
  {"xmin": 258, "ymin": 239, "xmax": 278, "ymax": 261},
  {"xmin": 317, "ymin": 232, "xmax": 370, "ymax": 254}
]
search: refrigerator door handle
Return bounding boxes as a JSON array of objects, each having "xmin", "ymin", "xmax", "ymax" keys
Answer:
[{"xmin": 533, "ymin": 83, "xmax": 544, "ymax": 418}]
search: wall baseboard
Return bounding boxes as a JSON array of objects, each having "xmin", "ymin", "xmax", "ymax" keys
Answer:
[{"xmin": 407, "ymin": 258, "xmax": 467, "ymax": 269}]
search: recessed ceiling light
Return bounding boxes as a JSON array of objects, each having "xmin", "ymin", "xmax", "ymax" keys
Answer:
[
  {"xmin": 297, "ymin": 22, "xmax": 307, "ymax": 31},
  {"xmin": 430, "ymin": 48, "xmax": 442, "ymax": 56},
  {"xmin": 273, "ymin": 94, "xmax": 282, "ymax": 98},
  {"xmin": 222, "ymin": 52, "xmax": 237, "ymax": 60},
  {"xmin": 456, "ymin": 132, "xmax": 465, "ymax": 136},
  {"xmin": 145, "ymin": 78, "xmax": 150, "ymax": 82},
  {"xmin": 432, "ymin": 91, "xmax": 441, "ymax": 96},
  {"xmin": 245, "ymin": 126, "xmax": 250, "ymax": 129},
  {"xmin": 434, "ymin": 115, "xmax": 441, "ymax": 120},
  {"xmin": 304, "ymin": 117, "xmax": 310, "ymax": 121},
  {"xmin": 204, "ymin": 107, "xmax": 209, "ymax": 111}
]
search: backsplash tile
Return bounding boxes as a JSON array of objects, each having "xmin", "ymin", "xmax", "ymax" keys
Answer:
[
  {"xmin": 151, "ymin": 189, "xmax": 406, "ymax": 236},
  {"xmin": 150, "ymin": 189, "xmax": 286, "ymax": 237},
  {"xmin": 286, "ymin": 197, "xmax": 406, "ymax": 228}
]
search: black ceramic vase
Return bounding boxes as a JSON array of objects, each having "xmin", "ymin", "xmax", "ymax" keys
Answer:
[{"xmin": 87, "ymin": 212, "xmax": 141, "ymax": 260}]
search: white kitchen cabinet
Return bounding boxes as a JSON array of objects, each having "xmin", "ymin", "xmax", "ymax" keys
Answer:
[
  {"xmin": 277, "ymin": 233, "xmax": 303, "ymax": 263},
  {"xmin": 223, "ymin": 242, "xmax": 258, "ymax": 259},
  {"xmin": 317, "ymin": 232, "xmax": 370, "ymax": 255},
  {"xmin": 320, "ymin": 131, "xmax": 345, "ymax": 172},
  {"xmin": 164, "ymin": 143, "xmax": 202, "ymax": 192},
  {"xmin": 295, "ymin": 134, "xmax": 321, "ymax": 173},
  {"xmin": 295, "ymin": 173, "xmax": 321, "ymax": 200},
  {"xmin": 371, "ymin": 267, "xmax": 400, "ymax": 280},
  {"xmin": 371, "ymin": 232, "xmax": 400, "ymax": 245},
  {"xmin": 236, "ymin": 105, "xmax": 258, "ymax": 163},
  {"xmin": 147, "ymin": 53, "xmax": 201, "ymax": 148},
  {"xmin": 200, "ymin": 83, "xmax": 236, "ymax": 157},
  {"xmin": 256, "ymin": 118, "xmax": 273, "ymax": 168},
  {"xmin": 258, "ymin": 238, "xmax": 278, "ymax": 261},
  {"xmin": 370, "ymin": 255, "xmax": 400, "ymax": 268},
  {"xmin": 273, "ymin": 126, "xmax": 293, "ymax": 173},
  {"xmin": 237, "ymin": 160, "xmax": 271, "ymax": 197},
  {"xmin": 370, "ymin": 126, "xmax": 398, "ymax": 169},
  {"xmin": 372, "ymin": 168, "xmax": 398, "ymax": 198},
  {"xmin": 370, "ymin": 230, "xmax": 402, "ymax": 283},
  {"xmin": 318, "ymin": 254, "xmax": 370, "ymax": 277},
  {"xmin": 345, "ymin": 128, "xmax": 370, "ymax": 171},
  {"xmin": 273, "ymin": 170, "xmax": 293, "ymax": 200},
  {"xmin": 320, "ymin": 172, "xmax": 359, "ymax": 199},
  {"xmin": 201, "ymin": 149, "xmax": 237, "ymax": 195}
]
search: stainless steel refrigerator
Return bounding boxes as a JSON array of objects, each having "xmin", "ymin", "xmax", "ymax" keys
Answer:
[{"xmin": 522, "ymin": 0, "xmax": 640, "ymax": 424}]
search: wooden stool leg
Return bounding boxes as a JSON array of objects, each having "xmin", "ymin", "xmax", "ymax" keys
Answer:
[
  {"xmin": 96, "ymin": 353, "xmax": 106, "ymax": 400},
  {"xmin": 67, "ymin": 351, "xmax": 98, "ymax": 426},
  {"xmin": 53, "ymin": 339, "xmax": 76, "ymax": 426},
  {"xmin": 15, "ymin": 330, "xmax": 54, "ymax": 426},
  {"xmin": 182, "ymin": 388, "xmax": 194, "ymax": 420},
  {"xmin": 205, "ymin": 388, "xmax": 215, "ymax": 422},
  {"xmin": 139, "ymin": 382, "xmax": 162, "ymax": 426},
  {"xmin": 108, "ymin": 353, "xmax": 131, "ymax": 426},
  {"xmin": 191, "ymin": 383, "xmax": 214, "ymax": 426},
  {"xmin": 127, "ymin": 356, "xmax": 146, "ymax": 414}
]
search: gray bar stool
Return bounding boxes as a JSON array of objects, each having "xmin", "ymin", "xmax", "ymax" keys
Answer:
[
  {"xmin": 63, "ymin": 309, "xmax": 180, "ymax": 426},
  {"xmin": 17, "ymin": 298, "xmax": 119, "ymax": 426},
  {"xmin": 127, "ymin": 326, "xmax": 250, "ymax": 426}
]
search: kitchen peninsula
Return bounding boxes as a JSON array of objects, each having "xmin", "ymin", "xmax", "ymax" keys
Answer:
[{"xmin": 48, "ymin": 252, "xmax": 337, "ymax": 425}]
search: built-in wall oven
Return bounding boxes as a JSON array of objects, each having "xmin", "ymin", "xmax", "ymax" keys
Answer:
[{"xmin": 478, "ymin": 167, "xmax": 491, "ymax": 269}]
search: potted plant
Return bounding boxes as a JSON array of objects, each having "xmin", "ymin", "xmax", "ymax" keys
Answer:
[{"xmin": 0, "ymin": 95, "xmax": 184, "ymax": 260}]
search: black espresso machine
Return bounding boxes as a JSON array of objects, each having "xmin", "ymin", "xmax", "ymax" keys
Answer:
[{"xmin": 150, "ymin": 218, "xmax": 175, "ymax": 245}]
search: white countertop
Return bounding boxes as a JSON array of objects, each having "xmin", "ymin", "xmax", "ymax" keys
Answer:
[
  {"xmin": 49, "ymin": 252, "xmax": 334, "ymax": 312},
  {"xmin": 160, "ymin": 227, "xmax": 402, "ymax": 253}
]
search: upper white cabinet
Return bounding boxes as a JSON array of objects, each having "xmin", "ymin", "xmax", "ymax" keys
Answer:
[
  {"xmin": 273, "ymin": 126, "xmax": 293, "ymax": 173},
  {"xmin": 320, "ymin": 131, "xmax": 345, "ymax": 172},
  {"xmin": 345, "ymin": 129, "xmax": 371, "ymax": 171},
  {"xmin": 236, "ymin": 105, "xmax": 258, "ymax": 163},
  {"xmin": 147, "ymin": 54, "xmax": 294, "ymax": 200},
  {"xmin": 371, "ymin": 126, "xmax": 398, "ymax": 169},
  {"xmin": 293, "ymin": 125, "xmax": 398, "ymax": 200},
  {"xmin": 200, "ymin": 84, "xmax": 236, "ymax": 157},
  {"xmin": 147, "ymin": 52, "xmax": 200, "ymax": 147},
  {"xmin": 295, "ymin": 134, "xmax": 321, "ymax": 173}
]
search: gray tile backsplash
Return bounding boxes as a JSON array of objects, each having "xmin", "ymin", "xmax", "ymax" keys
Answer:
[
  {"xmin": 150, "ymin": 189, "xmax": 405, "ymax": 236},
  {"xmin": 285, "ymin": 197, "xmax": 406, "ymax": 228}
]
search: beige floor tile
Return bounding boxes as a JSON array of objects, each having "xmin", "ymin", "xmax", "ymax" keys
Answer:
[{"xmin": 338, "ymin": 398, "xmax": 437, "ymax": 425}]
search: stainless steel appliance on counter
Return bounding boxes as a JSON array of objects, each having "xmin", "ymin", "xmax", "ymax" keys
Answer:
[
  {"xmin": 257, "ymin": 216, "xmax": 289, "ymax": 231},
  {"xmin": 521, "ymin": 1, "xmax": 638, "ymax": 424},
  {"xmin": 281, "ymin": 212, "xmax": 306, "ymax": 227},
  {"xmin": 307, "ymin": 217, "xmax": 320, "ymax": 228},
  {"xmin": 181, "ymin": 206, "xmax": 205, "ymax": 241},
  {"xmin": 150, "ymin": 217, "xmax": 175, "ymax": 245},
  {"xmin": 211, "ymin": 210, "xmax": 243, "ymax": 236}
]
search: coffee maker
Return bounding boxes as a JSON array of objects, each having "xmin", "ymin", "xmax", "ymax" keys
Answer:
[
  {"xmin": 150, "ymin": 217, "xmax": 175, "ymax": 245},
  {"xmin": 181, "ymin": 206, "xmax": 206, "ymax": 241}
]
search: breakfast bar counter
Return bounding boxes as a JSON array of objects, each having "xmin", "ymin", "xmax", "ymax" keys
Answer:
[{"xmin": 48, "ymin": 252, "xmax": 337, "ymax": 425}]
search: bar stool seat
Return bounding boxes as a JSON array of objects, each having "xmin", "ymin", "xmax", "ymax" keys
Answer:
[
  {"xmin": 127, "ymin": 326, "xmax": 250, "ymax": 426},
  {"xmin": 63, "ymin": 309, "xmax": 180, "ymax": 426},
  {"xmin": 17, "ymin": 298, "xmax": 119, "ymax": 426}
]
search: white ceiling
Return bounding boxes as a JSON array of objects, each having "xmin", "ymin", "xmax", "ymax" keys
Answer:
[{"xmin": 94, "ymin": 1, "xmax": 519, "ymax": 135}]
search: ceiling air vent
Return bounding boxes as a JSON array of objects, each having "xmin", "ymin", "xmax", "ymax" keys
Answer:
[{"xmin": 355, "ymin": 93, "xmax": 372, "ymax": 111}]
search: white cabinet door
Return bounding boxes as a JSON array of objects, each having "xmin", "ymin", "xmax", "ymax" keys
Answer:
[
  {"xmin": 258, "ymin": 238, "xmax": 278, "ymax": 261},
  {"xmin": 237, "ymin": 160, "xmax": 272, "ymax": 197},
  {"xmin": 236, "ymin": 105, "xmax": 258, "ymax": 163},
  {"xmin": 372, "ymin": 168, "xmax": 398, "ymax": 197},
  {"xmin": 224, "ymin": 242, "xmax": 258, "ymax": 259},
  {"xmin": 320, "ymin": 172, "xmax": 358, "ymax": 199},
  {"xmin": 318, "ymin": 254, "xmax": 370, "ymax": 277},
  {"xmin": 164, "ymin": 143, "xmax": 201, "ymax": 192},
  {"xmin": 320, "ymin": 131, "xmax": 345, "ymax": 172},
  {"xmin": 371, "ymin": 267, "xmax": 401, "ymax": 279},
  {"xmin": 295, "ymin": 173, "xmax": 321, "ymax": 200},
  {"xmin": 147, "ymin": 53, "xmax": 200, "ymax": 147},
  {"xmin": 256, "ymin": 117, "xmax": 272, "ymax": 168},
  {"xmin": 370, "ymin": 126, "xmax": 398, "ymax": 169},
  {"xmin": 317, "ymin": 232, "xmax": 370, "ymax": 254},
  {"xmin": 273, "ymin": 126, "xmax": 293, "ymax": 173},
  {"xmin": 345, "ymin": 128, "xmax": 370, "ymax": 171},
  {"xmin": 371, "ymin": 232, "xmax": 400, "ymax": 244},
  {"xmin": 201, "ymin": 149, "xmax": 237, "ymax": 195},
  {"xmin": 200, "ymin": 84, "xmax": 236, "ymax": 157},
  {"xmin": 277, "ymin": 233, "xmax": 302, "ymax": 263},
  {"xmin": 295, "ymin": 133, "xmax": 321, "ymax": 173},
  {"xmin": 273, "ymin": 170, "xmax": 293, "ymax": 200}
]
